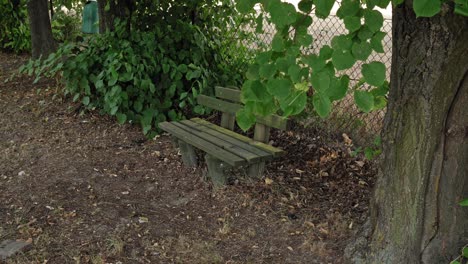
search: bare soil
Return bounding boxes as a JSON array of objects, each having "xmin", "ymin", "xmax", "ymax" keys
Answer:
[{"xmin": 0, "ymin": 52, "xmax": 376, "ymax": 264}]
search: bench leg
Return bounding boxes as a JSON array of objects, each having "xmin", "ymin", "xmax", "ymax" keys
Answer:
[
  {"xmin": 248, "ymin": 162, "xmax": 265, "ymax": 179},
  {"xmin": 205, "ymin": 154, "xmax": 227, "ymax": 188},
  {"xmin": 178, "ymin": 140, "xmax": 198, "ymax": 167}
]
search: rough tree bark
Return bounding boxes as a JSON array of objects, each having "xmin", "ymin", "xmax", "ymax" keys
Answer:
[
  {"xmin": 27, "ymin": 0, "xmax": 56, "ymax": 59},
  {"xmin": 347, "ymin": 3, "xmax": 468, "ymax": 264}
]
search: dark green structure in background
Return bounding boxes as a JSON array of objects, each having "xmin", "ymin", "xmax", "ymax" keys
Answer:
[{"xmin": 82, "ymin": 0, "xmax": 99, "ymax": 34}]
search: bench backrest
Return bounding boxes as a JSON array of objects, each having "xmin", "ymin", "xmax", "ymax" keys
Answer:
[{"xmin": 197, "ymin": 86, "xmax": 288, "ymax": 143}]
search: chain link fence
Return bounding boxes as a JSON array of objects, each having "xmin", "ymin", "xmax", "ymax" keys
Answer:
[{"xmin": 243, "ymin": 13, "xmax": 392, "ymax": 146}]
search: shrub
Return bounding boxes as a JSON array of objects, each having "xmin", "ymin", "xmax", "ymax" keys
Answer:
[
  {"xmin": 22, "ymin": 4, "xmax": 253, "ymax": 137},
  {"xmin": 0, "ymin": 0, "xmax": 31, "ymax": 53}
]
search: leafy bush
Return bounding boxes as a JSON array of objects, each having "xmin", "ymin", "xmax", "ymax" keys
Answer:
[
  {"xmin": 22, "ymin": 2, "xmax": 253, "ymax": 137},
  {"xmin": 0, "ymin": 0, "xmax": 31, "ymax": 53},
  {"xmin": 51, "ymin": 8, "xmax": 83, "ymax": 43}
]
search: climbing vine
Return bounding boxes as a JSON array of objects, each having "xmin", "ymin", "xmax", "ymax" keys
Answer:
[{"xmin": 235, "ymin": 0, "xmax": 468, "ymax": 130}]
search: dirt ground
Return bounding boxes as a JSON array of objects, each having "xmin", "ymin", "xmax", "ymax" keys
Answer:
[{"xmin": 0, "ymin": 52, "xmax": 376, "ymax": 264}]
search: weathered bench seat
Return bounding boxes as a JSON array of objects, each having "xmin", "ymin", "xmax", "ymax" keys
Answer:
[{"xmin": 158, "ymin": 86, "xmax": 288, "ymax": 187}]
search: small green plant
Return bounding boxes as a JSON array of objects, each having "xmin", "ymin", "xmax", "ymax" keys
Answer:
[
  {"xmin": 450, "ymin": 199, "xmax": 468, "ymax": 264},
  {"xmin": 351, "ymin": 135, "xmax": 382, "ymax": 160}
]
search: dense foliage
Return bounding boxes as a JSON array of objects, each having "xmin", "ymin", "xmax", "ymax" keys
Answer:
[
  {"xmin": 0, "ymin": 0, "xmax": 30, "ymax": 53},
  {"xmin": 22, "ymin": 0, "xmax": 253, "ymax": 137},
  {"xmin": 234, "ymin": 0, "xmax": 468, "ymax": 131}
]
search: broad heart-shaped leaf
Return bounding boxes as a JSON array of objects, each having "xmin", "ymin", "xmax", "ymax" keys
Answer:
[
  {"xmin": 303, "ymin": 54, "xmax": 326, "ymax": 72},
  {"xmin": 236, "ymin": 0, "xmax": 256, "ymax": 13},
  {"xmin": 362, "ymin": 62, "xmax": 386, "ymax": 86},
  {"xmin": 242, "ymin": 80, "xmax": 271, "ymax": 102},
  {"xmin": 312, "ymin": 94, "xmax": 332, "ymax": 118},
  {"xmin": 358, "ymin": 26, "xmax": 374, "ymax": 41},
  {"xmin": 236, "ymin": 108, "xmax": 256, "ymax": 131},
  {"xmin": 373, "ymin": 96, "xmax": 387, "ymax": 109},
  {"xmin": 337, "ymin": 0, "xmax": 360, "ymax": 18},
  {"xmin": 255, "ymin": 100, "xmax": 279, "ymax": 117},
  {"xmin": 311, "ymin": 71, "xmax": 331, "ymax": 94},
  {"xmin": 371, "ymin": 31, "xmax": 386, "ymax": 53},
  {"xmin": 413, "ymin": 0, "xmax": 441, "ymax": 17},
  {"xmin": 315, "ymin": 0, "xmax": 336, "ymax": 18},
  {"xmin": 82, "ymin": 96, "xmax": 90, "ymax": 106},
  {"xmin": 268, "ymin": 0, "xmax": 298, "ymax": 29},
  {"xmin": 272, "ymin": 34, "xmax": 285, "ymax": 52},
  {"xmin": 275, "ymin": 55, "xmax": 296, "ymax": 73},
  {"xmin": 344, "ymin": 16, "xmax": 361, "ymax": 33},
  {"xmin": 296, "ymin": 32, "xmax": 313, "ymax": 47},
  {"xmin": 331, "ymin": 35, "xmax": 353, "ymax": 50},
  {"xmin": 246, "ymin": 64, "xmax": 260, "ymax": 80},
  {"xmin": 267, "ymin": 78, "xmax": 293, "ymax": 100},
  {"xmin": 327, "ymin": 75, "xmax": 350, "ymax": 101},
  {"xmin": 455, "ymin": 0, "xmax": 468, "ymax": 16},
  {"xmin": 298, "ymin": 0, "xmax": 313, "ymax": 12},
  {"xmin": 319, "ymin": 45, "xmax": 334, "ymax": 60},
  {"xmin": 256, "ymin": 51, "xmax": 272, "ymax": 64},
  {"xmin": 352, "ymin": 41, "xmax": 373, "ymax": 61},
  {"xmin": 460, "ymin": 198, "xmax": 468, "ymax": 206},
  {"xmin": 332, "ymin": 49, "xmax": 356, "ymax": 70},
  {"xmin": 288, "ymin": 64, "xmax": 302, "ymax": 83},
  {"xmin": 364, "ymin": 9, "xmax": 384, "ymax": 33},
  {"xmin": 280, "ymin": 90, "xmax": 307, "ymax": 116},
  {"xmin": 259, "ymin": 63, "xmax": 276, "ymax": 79},
  {"xmin": 463, "ymin": 246, "xmax": 468, "ymax": 258},
  {"xmin": 354, "ymin": 90, "xmax": 374, "ymax": 112},
  {"xmin": 368, "ymin": 0, "xmax": 391, "ymax": 8}
]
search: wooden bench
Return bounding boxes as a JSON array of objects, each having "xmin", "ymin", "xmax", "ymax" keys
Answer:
[{"xmin": 158, "ymin": 86, "xmax": 288, "ymax": 187}]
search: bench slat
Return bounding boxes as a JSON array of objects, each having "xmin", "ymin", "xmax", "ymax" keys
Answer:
[
  {"xmin": 197, "ymin": 95, "xmax": 242, "ymax": 114},
  {"xmin": 171, "ymin": 122, "xmax": 266, "ymax": 163},
  {"xmin": 179, "ymin": 120, "xmax": 273, "ymax": 160},
  {"xmin": 215, "ymin": 86, "xmax": 241, "ymax": 103},
  {"xmin": 191, "ymin": 118, "xmax": 284, "ymax": 157},
  {"xmin": 159, "ymin": 122, "xmax": 246, "ymax": 167}
]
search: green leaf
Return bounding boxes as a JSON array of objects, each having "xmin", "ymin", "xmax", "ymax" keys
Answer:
[
  {"xmin": 352, "ymin": 41, "xmax": 373, "ymax": 61},
  {"xmin": 236, "ymin": 109, "xmax": 256, "ymax": 131},
  {"xmin": 315, "ymin": 0, "xmax": 336, "ymax": 18},
  {"xmin": 268, "ymin": 0, "xmax": 297, "ymax": 29},
  {"xmin": 460, "ymin": 199, "xmax": 468, "ymax": 206},
  {"xmin": 288, "ymin": 64, "xmax": 302, "ymax": 83},
  {"xmin": 256, "ymin": 13, "xmax": 264, "ymax": 33},
  {"xmin": 337, "ymin": 0, "xmax": 360, "ymax": 18},
  {"xmin": 368, "ymin": 0, "xmax": 391, "ymax": 8},
  {"xmin": 331, "ymin": 35, "xmax": 353, "ymax": 50},
  {"xmin": 450, "ymin": 261, "xmax": 461, "ymax": 264},
  {"xmin": 272, "ymin": 34, "xmax": 285, "ymax": 52},
  {"xmin": 82, "ymin": 96, "xmax": 90, "ymax": 106},
  {"xmin": 455, "ymin": 0, "xmax": 468, "ymax": 16},
  {"xmin": 319, "ymin": 45, "xmax": 334, "ymax": 60},
  {"xmin": 247, "ymin": 64, "xmax": 260, "ymax": 80},
  {"xmin": 462, "ymin": 246, "xmax": 468, "ymax": 258},
  {"xmin": 259, "ymin": 63, "xmax": 276, "ymax": 79},
  {"xmin": 303, "ymin": 54, "xmax": 326, "ymax": 72},
  {"xmin": 280, "ymin": 90, "xmax": 307, "ymax": 116},
  {"xmin": 364, "ymin": 9, "xmax": 384, "ymax": 33},
  {"xmin": 297, "ymin": 33, "xmax": 313, "ymax": 47},
  {"xmin": 332, "ymin": 49, "xmax": 356, "ymax": 70},
  {"xmin": 267, "ymin": 78, "xmax": 293, "ymax": 99},
  {"xmin": 327, "ymin": 75, "xmax": 349, "ymax": 101},
  {"xmin": 371, "ymin": 31, "xmax": 387, "ymax": 53},
  {"xmin": 311, "ymin": 71, "xmax": 331, "ymax": 94},
  {"xmin": 354, "ymin": 90, "xmax": 374, "ymax": 112},
  {"xmin": 237, "ymin": 0, "xmax": 256, "ymax": 13},
  {"xmin": 177, "ymin": 64, "xmax": 188, "ymax": 73},
  {"xmin": 256, "ymin": 51, "xmax": 272, "ymax": 64},
  {"xmin": 313, "ymin": 94, "xmax": 332, "ymax": 118},
  {"xmin": 358, "ymin": 26, "xmax": 374, "ymax": 41},
  {"xmin": 344, "ymin": 16, "xmax": 361, "ymax": 33},
  {"xmin": 275, "ymin": 56, "xmax": 295, "ymax": 73},
  {"xmin": 251, "ymin": 80, "xmax": 271, "ymax": 101},
  {"xmin": 298, "ymin": 0, "xmax": 314, "ymax": 12},
  {"xmin": 413, "ymin": 0, "xmax": 441, "ymax": 17},
  {"xmin": 373, "ymin": 96, "xmax": 387, "ymax": 109},
  {"xmin": 116, "ymin": 113, "xmax": 127, "ymax": 124},
  {"xmin": 362, "ymin": 62, "xmax": 386, "ymax": 86}
]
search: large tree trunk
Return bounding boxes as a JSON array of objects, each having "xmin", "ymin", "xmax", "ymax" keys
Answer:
[
  {"xmin": 348, "ymin": 3, "xmax": 468, "ymax": 264},
  {"xmin": 27, "ymin": 0, "xmax": 56, "ymax": 59}
]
